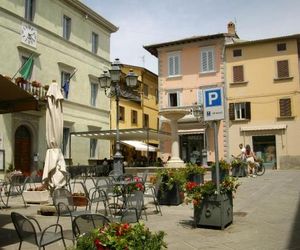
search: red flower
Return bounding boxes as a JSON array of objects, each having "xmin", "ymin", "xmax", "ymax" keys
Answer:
[{"xmin": 186, "ymin": 181, "xmax": 198, "ymax": 191}]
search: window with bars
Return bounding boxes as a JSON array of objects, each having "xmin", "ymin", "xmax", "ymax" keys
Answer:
[
  {"xmin": 168, "ymin": 52, "xmax": 181, "ymax": 76},
  {"xmin": 25, "ymin": 0, "xmax": 35, "ymax": 21},
  {"xmin": 233, "ymin": 65, "xmax": 244, "ymax": 82},
  {"xmin": 279, "ymin": 98, "xmax": 292, "ymax": 117},
  {"xmin": 90, "ymin": 139, "xmax": 97, "ymax": 158},
  {"xmin": 277, "ymin": 60, "xmax": 289, "ymax": 78},
  {"xmin": 92, "ymin": 32, "xmax": 98, "ymax": 54},
  {"xmin": 63, "ymin": 15, "xmax": 71, "ymax": 40},
  {"xmin": 200, "ymin": 47, "xmax": 215, "ymax": 73},
  {"xmin": 277, "ymin": 43, "xmax": 286, "ymax": 51},
  {"xmin": 131, "ymin": 110, "xmax": 138, "ymax": 124},
  {"xmin": 233, "ymin": 49, "xmax": 242, "ymax": 57},
  {"xmin": 119, "ymin": 106, "xmax": 125, "ymax": 121},
  {"xmin": 229, "ymin": 102, "xmax": 251, "ymax": 120}
]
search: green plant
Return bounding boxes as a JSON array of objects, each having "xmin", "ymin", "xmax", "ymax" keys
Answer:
[
  {"xmin": 230, "ymin": 158, "xmax": 247, "ymax": 169},
  {"xmin": 184, "ymin": 176, "xmax": 240, "ymax": 207},
  {"xmin": 75, "ymin": 222, "xmax": 167, "ymax": 250},
  {"xmin": 184, "ymin": 163, "xmax": 206, "ymax": 175},
  {"xmin": 211, "ymin": 159, "xmax": 231, "ymax": 170},
  {"xmin": 156, "ymin": 168, "xmax": 186, "ymax": 191}
]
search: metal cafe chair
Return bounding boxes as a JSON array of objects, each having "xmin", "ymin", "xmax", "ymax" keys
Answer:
[
  {"xmin": 11, "ymin": 212, "xmax": 66, "ymax": 250},
  {"xmin": 72, "ymin": 213, "xmax": 110, "ymax": 237}
]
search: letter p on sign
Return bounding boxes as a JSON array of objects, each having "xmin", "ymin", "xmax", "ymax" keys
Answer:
[{"xmin": 205, "ymin": 89, "xmax": 222, "ymax": 107}]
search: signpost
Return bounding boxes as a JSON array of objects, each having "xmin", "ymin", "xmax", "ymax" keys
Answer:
[{"xmin": 203, "ymin": 87, "xmax": 224, "ymax": 194}]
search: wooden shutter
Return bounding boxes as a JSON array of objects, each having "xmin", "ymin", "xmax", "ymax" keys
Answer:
[
  {"xmin": 245, "ymin": 102, "xmax": 251, "ymax": 120},
  {"xmin": 233, "ymin": 66, "xmax": 244, "ymax": 82},
  {"xmin": 279, "ymin": 98, "xmax": 291, "ymax": 117},
  {"xmin": 277, "ymin": 60, "xmax": 289, "ymax": 78},
  {"xmin": 229, "ymin": 103, "xmax": 235, "ymax": 120}
]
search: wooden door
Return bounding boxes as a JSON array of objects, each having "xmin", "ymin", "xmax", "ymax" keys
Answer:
[{"xmin": 14, "ymin": 125, "xmax": 31, "ymax": 175}]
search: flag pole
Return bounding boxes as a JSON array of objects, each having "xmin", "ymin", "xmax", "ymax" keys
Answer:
[{"xmin": 12, "ymin": 53, "xmax": 34, "ymax": 80}]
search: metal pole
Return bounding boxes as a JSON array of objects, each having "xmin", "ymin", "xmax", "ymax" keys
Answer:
[
  {"xmin": 113, "ymin": 84, "xmax": 124, "ymax": 176},
  {"xmin": 213, "ymin": 120, "xmax": 220, "ymax": 194}
]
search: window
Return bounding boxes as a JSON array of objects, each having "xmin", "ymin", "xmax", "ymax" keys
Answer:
[
  {"xmin": 168, "ymin": 92, "xmax": 180, "ymax": 107},
  {"xmin": 25, "ymin": 0, "xmax": 35, "ymax": 21},
  {"xmin": 233, "ymin": 65, "xmax": 244, "ymax": 82},
  {"xmin": 143, "ymin": 84, "xmax": 148, "ymax": 97},
  {"xmin": 200, "ymin": 47, "xmax": 215, "ymax": 73},
  {"xmin": 90, "ymin": 83, "xmax": 98, "ymax": 107},
  {"xmin": 131, "ymin": 110, "xmax": 138, "ymax": 124},
  {"xmin": 61, "ymin": 71, "xmax": 71, "ymax": 99},
  {"xmin": 155, "ymin": 89, "xmax": 159, "ymax": 104},
  {"xmin": 229, "ymin": 102, "xmax": 251, "ymax": 120},
  {"xmin": 119, "ymin": 106, "xmax": 125, "ymax": 121},
  {"xmin": 62, "ymin": 127, "xmax": 70, "ymax": 157},
  {"xmin": 63, "ymin": 15, "xmax": 71, "ymax": 40},
  {"xmin": 233, "ymin": 49, "xmax": 242, "ymax": 57},
  {"xmin": 277, "ymin": 60, "xmax": 289, "ymax": 78},
  {"xmin": 168, "ymin": 52, "xmax": 181, "ymax": 76},
  {"xmin": 92, "ymin": 32, "xmax": 98, "ymax": 54},
  {"xmin": 277, "ymin": 43, "xmax": 286, "ymax": 51},
  {"xmin": 279, "ymin": 98, "xmax": 292, "ymax": 117},
  {"xmin": 143, "ymin": 114, "xmax": 149, "ymax": 128},
  {"xmin": 90, "ymin": 139, "xmax": 97, "ymax": 158}
]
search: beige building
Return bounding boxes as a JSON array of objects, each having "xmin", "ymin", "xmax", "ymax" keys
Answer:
[
  {"xmin": 225, "ymin": 34, "xmax": 300, "ymax": 169},
  {"xmin": 0, "ymin": 0, "xmax": 117, "ymax": 175}
]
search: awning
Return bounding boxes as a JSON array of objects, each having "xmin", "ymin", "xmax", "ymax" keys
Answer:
[
  {"xmin": 240, "ymin": 124, "xmax": 287, "ymax": 132},
  {"xmin": 71, "ymin": 128, "xmax": 171, "ymax": 141},
  {"xmin": 121, "ymin": 140, "xmax": 157, "ymax": 152},
  {"xmin": 178, "ymin": 128, "xmax": 205, "ymax": 135},
  {"xmin": 0, "ymin": 74, "xmax": 39, "ymax": 114}
]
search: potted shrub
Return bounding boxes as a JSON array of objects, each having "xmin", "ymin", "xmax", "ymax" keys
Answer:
[
  {"xmin": 211, "ymin": 159, "xmax": 231, "ymax": 183},
  {"xmin": 184, "ymin": 163, "xmax": 206, "ymax": 184},
  {"xmin": 185, "ymin": 176, "xmax": 240, "ymax": 229},
  {"xmin": 155, "ymin": 168, "xmax": 186, "ymax": 205},
  {"xmin": 231, "ymin": 158, "xmax": 247, "ymax": 177},
  {"xmin": 75, "ymin": 222, "xmax": 166, "ymax": 250}
]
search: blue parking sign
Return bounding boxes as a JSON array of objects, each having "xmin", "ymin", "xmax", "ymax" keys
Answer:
[{"xmin": 203, "ymin": 87, "xmax": 224, "ymax": 121}]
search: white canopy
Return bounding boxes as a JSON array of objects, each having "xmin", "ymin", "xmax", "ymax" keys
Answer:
[{"xmin": 121, "ymin": 140, "xmax": 157, "ymax": 152}]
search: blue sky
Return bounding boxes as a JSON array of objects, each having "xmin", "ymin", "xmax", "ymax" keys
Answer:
[{"xmin": 83, "ymin": 0, "xmax": 300, "ymax": 74}]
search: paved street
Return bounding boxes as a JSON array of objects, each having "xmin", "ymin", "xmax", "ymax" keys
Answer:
[{"xmin": 1, "ymin": 170, "xmax": 300, "ymax": 249}]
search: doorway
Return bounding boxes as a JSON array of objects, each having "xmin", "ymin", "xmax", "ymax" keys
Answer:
[
  {"xmin": 180, "ymin": 134, "xmax": 204, "ymax": 164},
  {"xmin": 252, "ymin": 135, "xmax": 276, "ymax": 169},
  {"xmin": 14, "ymin": 125, "xmax": 31, "ymax": 175}
]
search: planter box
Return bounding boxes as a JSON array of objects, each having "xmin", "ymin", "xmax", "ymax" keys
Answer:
[
  {"xmin": 232, "ymin": 165, "xmax": 247, "ymax": 177},
  {"xmin": 72, "ymin": 196, "xmax": 88, "ymax": 207},
  {"xmin": 23, "ymin": 190, "xmax": 50, "ymax": 204},
  {"xmin": 157, "ymin": 183, "xmax": 183, "ymax": 206},
  {"xmin": 187, "ymin": 173, "xmax": 204, "ymax": 184},
  {"xmin": 211, "ymin": 169, "xmax": 229, "ymax": 183},
  {"xmin": 194, "ymin": 192, "xmax": 233, "ymax": 229}
]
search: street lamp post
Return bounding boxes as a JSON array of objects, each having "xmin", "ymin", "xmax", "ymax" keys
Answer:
[
  {"xmin": 193, "ymin": 105, "xmax": 208, "ymax": 166},
  {"xmin": 99, "ymin": 59, "xmax": 138, "ymax": 176}
]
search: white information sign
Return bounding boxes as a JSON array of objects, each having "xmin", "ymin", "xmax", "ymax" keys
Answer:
[{"xmin": 203, "ymin": 87, "xmax": 225, "ymax": 121}]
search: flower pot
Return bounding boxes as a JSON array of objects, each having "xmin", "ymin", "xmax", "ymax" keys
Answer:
[
  {"xmin": 157, "ymin": 183, "xmax": 183, "ymax": 205},
  {"xmin": 72, "ymin": 196, "xmax": 88, "ymax": 207},
  {"xmin": 211, "ymin": 169, "xmax": 229, "ymax": 184},
  {"xmin": 187, "ymin": 173, "xmax": 204, "ymax": 184},
  {"xmin": 232, "ymin": 165, "xmax": 247, "ymax": 177},
  {"xmin": 194, "ymin": 192, "xmax": 233, "ymax": 229},
  {"xmin": 23, "ymin": 190, "xmax": 50, "ymax": 204}
]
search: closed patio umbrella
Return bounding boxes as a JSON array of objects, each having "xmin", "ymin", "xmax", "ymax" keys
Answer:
[{"xmin": 42, "ymin": 80, "xmax": 66, "ymax": 190}]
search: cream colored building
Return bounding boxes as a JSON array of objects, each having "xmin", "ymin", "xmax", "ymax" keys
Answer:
[
  {"xmin": 225, "ymin": 34, "xmax": 300, "ymax": 169},
  {"xmin": 0, "ymin": 0, "xmax": 117, "ymax": 175}
]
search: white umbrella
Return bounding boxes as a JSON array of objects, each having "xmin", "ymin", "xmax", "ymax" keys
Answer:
[{"xmin": 42, "ymin": 80, "xmax": 67, "ymax": 189}]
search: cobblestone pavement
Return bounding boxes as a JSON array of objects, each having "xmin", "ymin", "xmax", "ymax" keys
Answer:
[{"xmin": 1, "ymin": 170, "xmax": 300, "ymax": 249}]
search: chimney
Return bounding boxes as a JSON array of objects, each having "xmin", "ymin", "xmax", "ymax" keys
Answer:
[{"xmin": 227, "ymin": 22, "xmax": 236, "ymax": 35}]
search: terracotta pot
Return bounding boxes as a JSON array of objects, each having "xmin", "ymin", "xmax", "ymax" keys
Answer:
[{"xmin": 72, "ymin": 196, "xmax": 88, "ymax": 206}]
